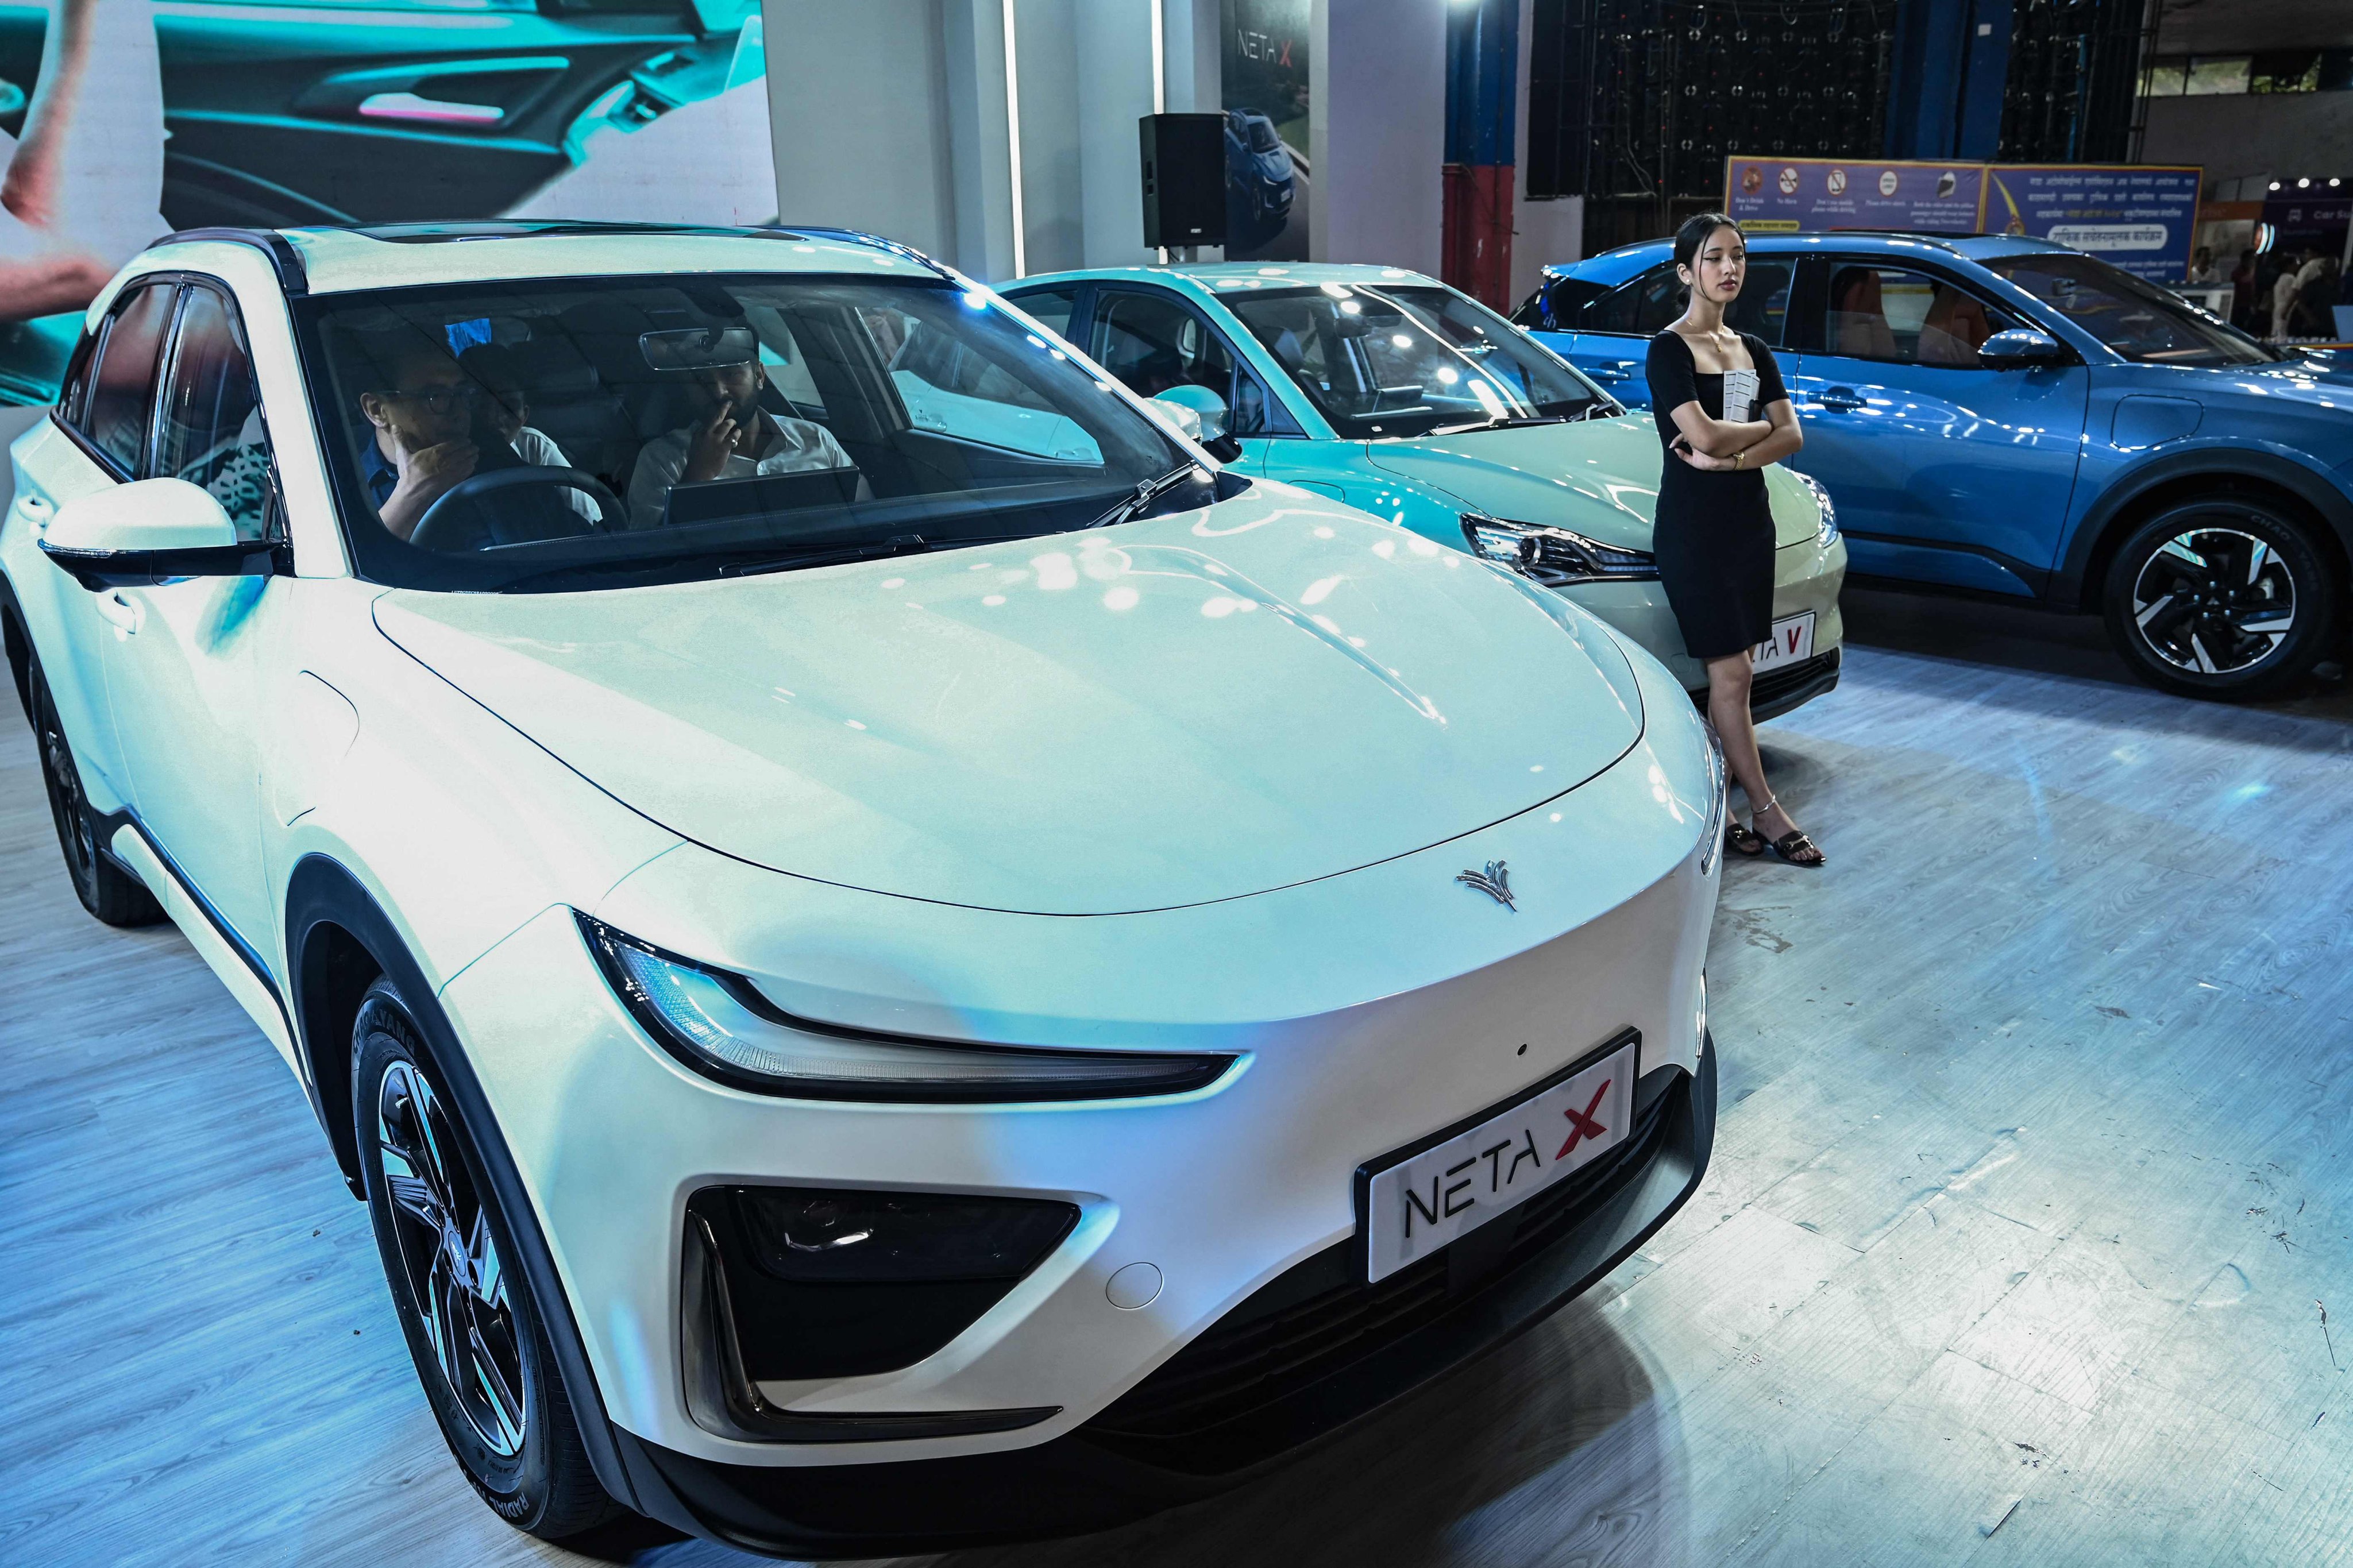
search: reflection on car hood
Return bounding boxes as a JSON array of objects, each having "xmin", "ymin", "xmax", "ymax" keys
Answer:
[
  {"xmin": 1363, "ymin": 415, "xmax": 1821, "ymax": 551},
  {"xmin": 373, "ymin": 491, "xmax": 1645, "ymax": 914}
]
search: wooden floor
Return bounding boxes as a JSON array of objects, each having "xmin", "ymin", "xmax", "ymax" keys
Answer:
[{"xmin": 4, "ymin": 589, "xmax": 2351, "ymax": 1568}]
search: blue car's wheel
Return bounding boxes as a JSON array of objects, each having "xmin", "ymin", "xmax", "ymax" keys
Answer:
[{"xmin": 2102, "ymin": 496, "xmax": 2334, "ymax": 700}]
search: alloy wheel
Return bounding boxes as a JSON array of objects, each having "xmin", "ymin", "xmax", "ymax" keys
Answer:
[
  {"xmin": 375, "ymin": 1059, "xmax": 528, "ymax": 1459},
  {"xmin": 2127, "ymin": 524, "xmax": 2297, "ymax": 677},
  {"xmin": 35, "ymin": 693, "xmax": 99, "ymax": 893}
]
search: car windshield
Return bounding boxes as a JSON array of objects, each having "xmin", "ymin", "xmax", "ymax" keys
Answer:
[
  {"xmin": 1981, "ymin": 253, "xmax": 2274, "ymax": 367},
  {"xmin": 299, "ymin": 272, "xmax": 1200, "ymax": 592},
  {"xmin": 1225, "ymin": 283, "xmax": 1607, "ymax": 439}
]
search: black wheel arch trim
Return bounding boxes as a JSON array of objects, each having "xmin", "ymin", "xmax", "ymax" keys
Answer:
[
  {"xmin": 2055, "ymin": 448, "xmax": 2353, "ymax": 610},
  {"xmin": 282, "ymin": 853, "xmax": 649, "ymax": 1520}
]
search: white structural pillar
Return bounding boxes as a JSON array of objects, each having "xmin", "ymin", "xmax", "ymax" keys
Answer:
[
  {"xmin": 1310, "ymin": 0, "xmax": 1445, "ymax": 273},
  {"xmin": 765, "ymin": 0, "xmax": 1442, "ymax": 282}
]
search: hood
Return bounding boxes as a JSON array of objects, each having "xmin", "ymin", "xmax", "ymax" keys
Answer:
[
  {"xmin": 1364, "ymin": 415, "xmax": 1822, "ymax": 551},
  {"xmin": 372, "ymin": 491, "xmax": 1644, "ymax": 915}
]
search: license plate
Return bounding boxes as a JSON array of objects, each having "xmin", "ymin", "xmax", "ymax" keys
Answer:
[
  {"xmin": 1751, "ymin": 611, "xmax": 1815, "ymax": 670},
  {"xmin": 1358, "ymin": 1033, "xmax": 1638, "ymax": 1284}
]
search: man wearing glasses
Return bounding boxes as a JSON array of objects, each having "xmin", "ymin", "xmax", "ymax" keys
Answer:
[{"xmin": 355, "ymin": 335, "xmax": 580, "ymax": 545}]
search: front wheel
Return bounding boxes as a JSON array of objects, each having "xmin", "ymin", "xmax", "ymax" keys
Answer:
[
  {"xmin": 354, "ymin": 980, "xmax": 617, "ymax": 1539},
  {"xmin": 29, "ymin": 660, "xmax": 161, "ymax": 926},
  {"xmin": 2101, "ymin": 496, "xmax": 2337, "ymax": 700}
]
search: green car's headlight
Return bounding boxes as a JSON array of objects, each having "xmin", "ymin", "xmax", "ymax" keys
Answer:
[
  {"xmin": 579, "ymin": 914, "xmax": 1236, "ymax": 1103},
  {"xmin": 1462, "ymin": 513, "xmax": 1661, "ymax": 585},
  {"xmin": 1790, "ymin": 470, "xmax": 1839, "ymax": 548}
]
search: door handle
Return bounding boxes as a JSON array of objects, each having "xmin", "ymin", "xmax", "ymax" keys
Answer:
[
  {"xmin": 1815, "ymin": 388, "xmax": 1866, "ymax": 412},
  {"xmin": 96, "ymin": 590, "xmax": 142, "ymax": 634},
  {"xmin": 1588, "ymin": 363, "xmax": 1635, "ymax": 383},
  {"xmin": 18, "ymin": 492, "xmax": 48, "ymax": 531}
]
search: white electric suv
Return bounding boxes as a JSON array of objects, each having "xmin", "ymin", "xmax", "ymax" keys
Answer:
[{"xmin": 1, "ymin": 223, "xmax": 1723, "ymax": 1557}]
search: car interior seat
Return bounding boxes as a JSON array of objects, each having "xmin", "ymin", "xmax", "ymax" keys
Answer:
[
  {"xmin": 1916, "ymin": 287, "xmax": 1993, "ymax": 367},
  {"xmin": 1830, "ymin": 269, "xmax": 1899, "ymax": 360}
]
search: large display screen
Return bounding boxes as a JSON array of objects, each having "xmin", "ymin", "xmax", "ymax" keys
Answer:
[
  {"xmin": 1221, "ymin": 0, "xmax": 1307, "ymax": 262},
  {"xmin": 0, "ymin": 0, "xmax": 778, "ymax": 403}
]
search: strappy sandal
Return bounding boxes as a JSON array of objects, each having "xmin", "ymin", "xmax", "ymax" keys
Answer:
[
  {"xmin": 1725, "ymin": 821, "xmax": 1766, "ymax": 856},
  {"xmin": 1751, "ymin": 793, "xmax": 1823, "ymax": 867}
]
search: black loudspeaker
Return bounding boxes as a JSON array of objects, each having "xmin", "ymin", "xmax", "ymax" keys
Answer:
[{"xmin": 1139, "ymin": 113, "xmax": 1226, "ymax": 249}]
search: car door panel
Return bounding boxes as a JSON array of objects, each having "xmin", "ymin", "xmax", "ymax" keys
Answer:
[
  {"xmin": 1783, "ymin": 258, "xmax": 2088, "ymax": 593},
  {"xmin": 11, "ymin": 420, "xmax": 136, "ymax": 809},
  {"xmin": 105, "ymin": 283, "xmax": 284, "ymax": 953}
]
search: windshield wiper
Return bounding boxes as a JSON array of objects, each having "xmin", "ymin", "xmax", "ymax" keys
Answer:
[
  {"xmin": 1087, "ymin": 464, "xmax": 1205, "ymax": 529},
  {"xmin": 722, "ymin": 533, "xmax": 936, "ymax": 578},
  {"xmin": 1429, "ymin": 412, "xmax": 1575, "ymax": 436}
]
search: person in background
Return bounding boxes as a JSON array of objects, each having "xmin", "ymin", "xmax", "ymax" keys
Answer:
[
  {"xmin": 2186, "ymin": 246, "xmax": 2219, "ymax": 285},
  {"xmin": 2228, "ymin": 248, "xmax": 2257, "ymax": 329},
  {"xmin": 1645, "ymin": 211, "xmax": 1821, "ymax": 868},
  {"xmin": 2271, "ymin": 250, "xmax": 2309, "ymax": 339},
  {"xmin": 456, "ymin": 342, "xmax": 597, "ymax": 522},
  {"xmin": 2294, "ymin": 255, "xmax": 2343, "ymax": 339}
]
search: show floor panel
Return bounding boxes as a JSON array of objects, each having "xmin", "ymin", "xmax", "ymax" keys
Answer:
[{"xmin": 4, "ymin": 600, "xmax": 2350, "ymax": 1568}]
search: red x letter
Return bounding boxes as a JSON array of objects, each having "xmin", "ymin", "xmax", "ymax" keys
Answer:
[{"xmin": 1557, "ymin": 1081, "xmax": 1611, "ymax": 1158}]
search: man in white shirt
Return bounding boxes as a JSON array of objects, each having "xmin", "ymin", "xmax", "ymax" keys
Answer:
[{"xmin": 627, "ymin": 350, "xmax": 855, "ymax": 528}]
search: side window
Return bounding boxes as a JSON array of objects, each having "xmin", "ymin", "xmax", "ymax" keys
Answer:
[
  {"xmin": 1724, "ymin": 258, "xmax": 1796, "ymax": 347},
  {"xmin": 1583, "ymin": 264, "xmax": 1685, "ymax": 335},
  {"xmin": 80, "ymin": 283, "xmax": 178, "ymax": 474},
  {"xmin": 158, "ymin": 287, "xmax": 276, "ymax": 540},
  {"xmin": 1006, "ymin": 285, "xmax": 1080, "ymax": 338},
  {"xmin": 873, "ymin": 304, "xmax": 1102, "ymax": 464},
  {"xmin": 1822, "ymin": 264, "xmax": 2019, "ymax": 368},
  {"xmin": 1090, "ymin": 289, "xmax": 1278, "ymax": 436}
]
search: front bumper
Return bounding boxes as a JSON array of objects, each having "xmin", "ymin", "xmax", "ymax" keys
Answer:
[
  {"xmin": 1561, "ymin": 531, "xmax": 1847, "ymax": 713},
  {"xmin": 610, "ymin": 1033, "xmax": 1716, "ymax": 1558}
]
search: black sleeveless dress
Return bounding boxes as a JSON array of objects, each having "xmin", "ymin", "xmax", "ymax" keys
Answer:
[{"xmin": 1644, "ymin": 330, "xmax": 1785, "ymax": 660}]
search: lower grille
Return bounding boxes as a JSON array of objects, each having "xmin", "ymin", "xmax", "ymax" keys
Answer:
[
  {"xmin": 1748, "ymin": 647, "xmax": 1840, "ymax": 716},
  {"xmin": 1085, "ymin": 1080, "xmax": 1676, "ymax": 1450}
]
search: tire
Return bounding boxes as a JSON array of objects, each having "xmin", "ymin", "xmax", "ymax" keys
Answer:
[
  {"xmin": 2101, "ymin": 495, "xmax": 2337, "ymax": 700},
  {"xmin": 354, "ymin": 980, "xmax": 618, "ymax": 1540},
  {"xmin": 28, "ymin": 659, "xmax": 163, "ymax": 926}
]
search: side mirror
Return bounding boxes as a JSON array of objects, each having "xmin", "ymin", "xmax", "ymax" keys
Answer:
[
  {"xmin": 1152, "ymin": 384, "xmax": 1231, "ymax": 443},
  {"xmin": 38, "ymin": 477, "xmax": 279, "ymax": 591},
  {"xmin": 1977, "ymin": 328, "xmax": 2066, "ymax": 369}
]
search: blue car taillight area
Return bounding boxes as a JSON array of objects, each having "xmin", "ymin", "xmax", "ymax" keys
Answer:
[{"xmin": 682, "ymin": 1185, "xmax": 1079, "ymax": 1443}]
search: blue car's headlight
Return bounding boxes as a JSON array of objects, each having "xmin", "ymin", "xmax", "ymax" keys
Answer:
[
  {"xmin": 580, "ymin": 914, "xmax": 1235, "ymax": 1103},
  {"xmin": 1790, "ymin": 470, "xmax": 1839, "ymax": 548},
  {"xmin": 1463, "ymin": 513, "xmax": 1661, "ymax": 584}
]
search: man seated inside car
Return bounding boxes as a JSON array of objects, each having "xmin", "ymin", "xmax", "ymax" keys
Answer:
[
  {"xmin": 354, "ymin": 331, "xmax": 592, "ymax": 545},
  {"xmin": 456, "ymin": 342, "xmax": 597, "ymax": 522},
  {"xmin": 626, "ymin": 331, "xmax": 857, "ymax": 529}
]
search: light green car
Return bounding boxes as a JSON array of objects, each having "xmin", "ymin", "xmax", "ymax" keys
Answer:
[{"xmin": 1004, "ymin": 262, "xmax": 1847, "ymax": 715}]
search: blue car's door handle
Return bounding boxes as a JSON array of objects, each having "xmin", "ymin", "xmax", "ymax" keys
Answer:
[
  {"xmin": 1814, "ymin": 388, "xmax": 1866, "ymax": 411},
  {"xmin": 1588, "ymin": 362, "xmax": 1635, "ymax": 384}
]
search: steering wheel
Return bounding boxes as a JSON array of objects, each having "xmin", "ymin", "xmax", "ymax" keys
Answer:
[{"xmin": 410, "ymin": 466, "xmax": 624, "ymax": 551}]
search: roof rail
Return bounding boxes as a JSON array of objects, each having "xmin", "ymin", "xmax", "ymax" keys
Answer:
[{"xmin": 147, "ymin": 227, "xmax": 310, "ymax": 295}]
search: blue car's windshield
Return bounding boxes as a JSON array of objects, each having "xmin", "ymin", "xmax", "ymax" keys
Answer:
[
  {"xmin": 298, "ymin": 273, "xmax": 1201, "ymax": 592},
  {"xmin": 1984, "ymin": 253, "xmax": 2274, "ymax": 368},
  {"xmin": 1228, "ymin": 284, "xmax": 1608, "ymax": 439}
]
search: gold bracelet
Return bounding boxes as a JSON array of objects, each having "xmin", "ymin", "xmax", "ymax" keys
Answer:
[{"xmin": 1734, "ymin": 449, "xmax": 1745, "ymax": 469}]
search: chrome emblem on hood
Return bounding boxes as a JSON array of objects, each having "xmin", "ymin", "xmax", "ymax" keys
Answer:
[{"xmin": 1456, "ymin": 860, "xmax": 1515, "ymax": 910}]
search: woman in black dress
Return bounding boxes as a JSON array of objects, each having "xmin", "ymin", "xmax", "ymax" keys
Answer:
[{"xmin": 1646, "ymin": 212, "xmax": 1822, "ymax": 866}]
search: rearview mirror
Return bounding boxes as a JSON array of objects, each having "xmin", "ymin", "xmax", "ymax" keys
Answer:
[
  {"xmin": 38, "ymin": 478, "xmax": 279, "ymax": 591},
  {"xmin": 641, "ymin": 325, "xmax": 759, "ymax": 373},
  {"xmin": 1977, "ymin": 328, "xmax": 2066, "ymax": 369}
]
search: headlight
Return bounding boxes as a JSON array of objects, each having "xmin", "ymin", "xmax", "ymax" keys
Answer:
[
  {"xmin": 1698, "ymin": 722, "xmax": 1728, "ymax": 876},
  {"xmin": 1463, "ymin": 513, "xmax": 1660, "ymax": 585},
  {"xmin": 580, "ymin": 914, "xmax": 1236, "ymax": 1103},
  {"xmin": 1791, "ymin": 470, "xmax": 1839, "ymax": 548}
]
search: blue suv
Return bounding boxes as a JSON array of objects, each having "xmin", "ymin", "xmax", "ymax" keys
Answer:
[{"xmin": 1518, "ymin": 233, "xmax": 2353, "ymax": 698}]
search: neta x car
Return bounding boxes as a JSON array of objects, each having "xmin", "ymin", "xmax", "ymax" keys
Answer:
[{"xmin": 3, "ymin": 223, "xmax": 1721, "ymax": 1557}]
